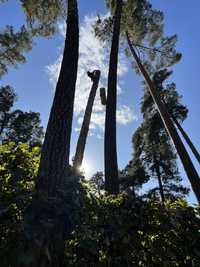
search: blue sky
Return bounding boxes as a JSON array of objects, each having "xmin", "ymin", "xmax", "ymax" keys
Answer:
[{"xmin": 0, "ymin": 1, "xmax": 199, "ymax": 203}]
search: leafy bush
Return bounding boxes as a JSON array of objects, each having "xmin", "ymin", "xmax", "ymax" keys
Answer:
[
  {"xmin": 0, "ymin": 144, "xmax": 200, "ymax": 266},
  {"xmin": 64, "ymin": 188, "xmax": 200, "ymax": 267},
  {"xmin": 0, "ymin": 142, "xmax": 40, "ymax": 266}
]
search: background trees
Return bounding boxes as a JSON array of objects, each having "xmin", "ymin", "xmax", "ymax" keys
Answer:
[
  {"xmin": 131, "ymin": 70, "xmax": 189, "ymax": 202},
  {"xmin": 0, "ymin": 85, "xmax": 44, "ymax": 146},
  {"xmin": 0, "ymin": 0, "xmax": 200, "ymax": 266},
  {"xmin": 0, "ymin": 25, "xmax": 32, "ymax": 77}
]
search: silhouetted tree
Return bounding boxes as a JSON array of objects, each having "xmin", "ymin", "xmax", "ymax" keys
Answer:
[
  {"xmin": 130, "ymin": 69, "xmax": 191, "ymax": 202},
  {"xmin": 0, "ymin": 86, "xmax": 43, "ymax": 146},
  {"xmin": 36, "ymin": 0, "xmax": 79, "ymax": 197},
  {"xmin": 73, "ymin": 70, "xmax": 101, "ymax": 170},
  {"xmin": 104, "ymin": 0, "xmax": 123, "ymax": 194},
  {"xmin": 0, "ymin": 85, "xmax": 16, "ymax": 137},
  {"xmin": 127, "ymin": 38, "xmax": 200, "ymax": 202}
]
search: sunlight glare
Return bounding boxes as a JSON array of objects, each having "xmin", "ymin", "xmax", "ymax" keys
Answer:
[{"xmin": 80, "ymin": 159, "xmax": 93, "ymax": 179}]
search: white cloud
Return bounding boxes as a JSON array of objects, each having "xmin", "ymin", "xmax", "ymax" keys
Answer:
[
  {"xmin": 117, "ymin": 106, "xmax": 138, "ymax": 125},
  {"xmin": 46, "ymin": 14, "xmax": 137, "ymax": 136}
]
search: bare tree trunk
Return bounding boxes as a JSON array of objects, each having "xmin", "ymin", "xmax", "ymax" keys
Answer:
[
  {"xmin": 104, "ymin": 0, "xmax": 123, "ymax": 194},
  {"xmin": 0, "ymin": 112, "xmax": 7, "ymax": 141},
  {"xmin": 73, "ymin": 70, "xmax": 101, "ymax": 170},
  {"xmin": 154, "ymin": 158, "xmax": 165, "ymax": 203},
  {"xmin": 172, "ymin": 115, "xmax": 200, "ymax": 165},
  {"xmin": 22, "ymin": 1, "xmax": 79, "ymax": 266},
  {"xmin": 37, "ymin": 0, "xmax": 79, "ymax": 197},
  {"xmin": 126, "ymin": 31, "xmax": 200, "ymax": 203},
  {"xmin": 162, "ymin": 98, "xmax": 200, "ymax": 165}
]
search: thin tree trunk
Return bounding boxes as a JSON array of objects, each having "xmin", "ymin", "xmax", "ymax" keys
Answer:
[
  {"xmin": 104, "ymin": 0, "xmax": 122, "ymax": 194},
  {"xmin": 37, "ymin": 0, "xmax": 79, "ymax": 197},
  {"xmin": 126, "ymin": 31, "xmax": 200, "ymax": 203},
  {"xmin": 172, "ymin": 115, "xmax": 200, "ymax": 165},
  {"xmin": 162, "ymin": 98, "xmax": 200, "ymax": 165},
  {"xmin": 73, "ymin": 70, "xmax": 101, "ymax": 170},
  {"xmin": 154, "ymin": 158, "xmax": 165, "ymax": 203},
  {"xmin": 0, "ymin": 112, "xmax": 7, "ymax": 140}
]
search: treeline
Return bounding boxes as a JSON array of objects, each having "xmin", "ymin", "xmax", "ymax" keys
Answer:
[{"xmin": 0, "ymin": 0, "xmax": 200, "ymax": 266}]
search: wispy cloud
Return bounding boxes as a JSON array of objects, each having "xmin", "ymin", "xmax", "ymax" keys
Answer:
[{"xmin": 46, "ymin": 14, "xmax": 137, "ymax": 136}]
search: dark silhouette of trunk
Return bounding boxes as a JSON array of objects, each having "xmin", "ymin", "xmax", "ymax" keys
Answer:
[
  {"xmin": 172, "ymin": 115, "xmax": 200, "ymax": 165},
  {"xmin": 0, "ymin": 112, "xmax": 7, "ymax": 138},
  {"xmin": 104, "ymin": 0, "xmax": 122, "ymax": 194},
  {"xmin": 73, "ymin": 70, "xmax": 101, "ymax": 170},
  {"xmin": 154, "ymin": 157, "xmax": 165, "ymax": 203},
  {"xmin": 22, "ymin": 2, "xmax": 79, "ymax": 266},
  {"xmin": 37, "ymin": 0, "xmax": 79, "ymax": 197},
  {"xmin": 162, "ymin": 98, "xmax": 200, "ymax": 165},
  {"xmin": 126, "ymin": 31, "xmax": 200, "ymax": 203},
  {"xmin": 100, "ymin": 87, "xmax": 107, "ymax": 105}
]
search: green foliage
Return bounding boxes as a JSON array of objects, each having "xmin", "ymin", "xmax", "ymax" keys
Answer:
[
  {"xmin": 0, "ymin": 0, "xmax": 67, "ymax": 77},
  {"xmin": 95, "ymin": 1, "xmax": 181, "ymax": 76},
  {"xmin": 21, "ymin": 0, "xmax": 67, "ymax": 36},
  {"xmin": 0, "ymin": 85, "xmax": 16, "ymax": 139},
  {"xmin": 64, "ymin": 190, "xmax": 200, "ymax": 266},
  {"xmin": 0, "ymin": 142, "xmax": 40, "ymax": 266},
  {"xmin": 128, "ymin": 69, "xmax": 189, "ymax": 201},
  {"xmin": 6, "ymin": 110, "xmax": 44, "ymax": 146},
  {"xmin": 0, "ymin": 25, "xmax": 32, "ymax": 77},
  {"xmin": 90, "ymin": 171, "xmax": 104, "ymax": 195},
  {"xmin": 0, "ymin": 146, "xmax": 199, "ymax": 266},
  {"xmin": 0, "ymin": 86, "xmax": 44, "ymax": 146},
  {"xmin": 0, "ymin": 85, "xmax": 16, "ymax": 113}
]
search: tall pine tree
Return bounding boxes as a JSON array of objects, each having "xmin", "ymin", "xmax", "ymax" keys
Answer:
[{"xmin": 131, "ymin": 69, "xmax": 189, "ymax": 202}]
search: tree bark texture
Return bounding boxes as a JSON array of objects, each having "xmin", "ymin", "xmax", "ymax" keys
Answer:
[{"xmin": 37, "ymin": 0, "xmax": 79, "ymax": 197}]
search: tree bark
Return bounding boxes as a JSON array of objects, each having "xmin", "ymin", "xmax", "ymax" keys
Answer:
[
  {"xmin": 37, "ymin": 0, "xmax": 79, "ymax": 197},
  {"xmin": 22, "ymin": 2, "xmax": 79, "ymax": 266},
  {"xmin": 104, "ymin": 0, "xmax": 123, "ymax": 194},
  {"xmin": 126, "ymin": 31, "xmax": 200, "ymax": 203},
  {"xmin": 73, "ymin": 70, "xmax": 101, "ymax": 170},
  {"xmin": 172, "ymin": 115, "xmax": 200, "ymax": 165}
]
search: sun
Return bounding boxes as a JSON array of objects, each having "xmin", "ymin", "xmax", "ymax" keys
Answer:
[{"xmin": 80, "ymin": 159, "xmax": 92, "ymax": 178}]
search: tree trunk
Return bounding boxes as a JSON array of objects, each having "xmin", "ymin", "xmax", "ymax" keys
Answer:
[
  {"xmin": 21, "ymin": 2, "xmax": 79, "ymax": 266},
  {"xmin": 172, "ymin": 115, "xmax": 200, "ymax": 165},
  {"xmin": 73, "ymin": 70, "xmax": 101, "ymax": 170},
  {"xmin": 154, "ymin": 158, "xmax": 165, "ymax": 203},
  {"xmin": 162, "ymin": 98, "xmax": 200, "ymax": 165},
  {"xmin": 37, "ymin": 0, "xmax": 79, "ymax": 197},
  {"xmin": 0, "ymin": 112, "xmax": 7, "ymax": 141},
  {"xmin": 104, "ymin": 0, "xmax": 122, "ymax": 194},
  {"xmin": 126, "ymin": 31, "xmax": 200, "ymax": 203}
]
